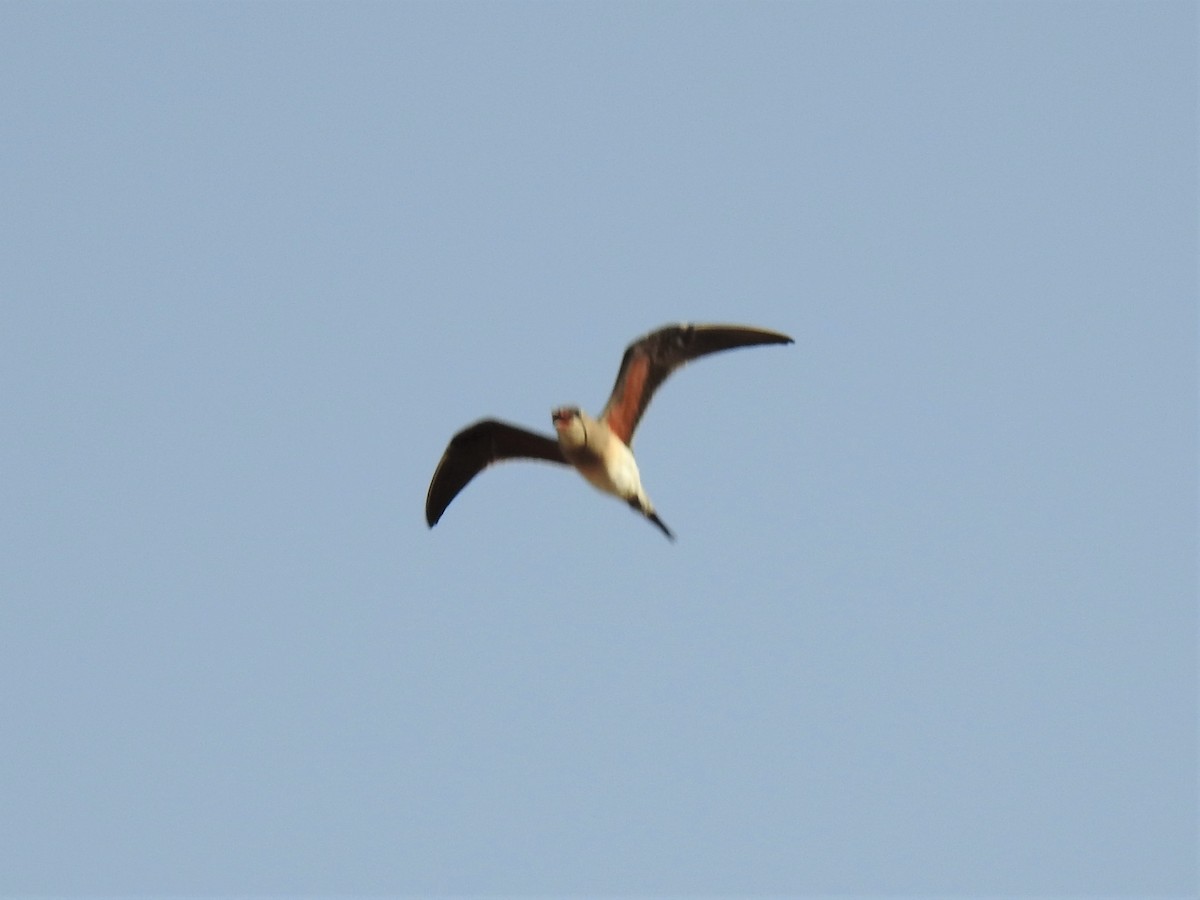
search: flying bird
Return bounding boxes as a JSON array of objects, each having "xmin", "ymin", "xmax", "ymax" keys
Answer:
[{"xmin": 425, "ymin": 322, "xmax": 794, "ymax": 540}]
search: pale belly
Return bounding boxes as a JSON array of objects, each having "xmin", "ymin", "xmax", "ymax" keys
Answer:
[{"xmin": 573, "ymin": 440, "xmax": 642, "ymax": 501}]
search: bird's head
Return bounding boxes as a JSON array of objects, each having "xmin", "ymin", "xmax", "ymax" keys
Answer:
[
  {"xmin": 551, "ymin": 406, "xmax": 586, "ymax": 445},
  {"xmin": 552, "ymin": 406, "xmax": 579, "ymax": 428}
]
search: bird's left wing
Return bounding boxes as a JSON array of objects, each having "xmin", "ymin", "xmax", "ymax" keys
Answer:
[{"xmin": 425, "ymin": 419, "xmax": 567, "ymax": 526}]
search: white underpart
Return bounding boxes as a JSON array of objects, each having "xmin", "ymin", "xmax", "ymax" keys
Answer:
[{"xmin": 577, "ymin": 439, "xmax": 647, "ymax": 505}]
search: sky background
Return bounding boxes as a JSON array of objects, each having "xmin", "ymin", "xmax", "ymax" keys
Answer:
[{"xmin": 1, "ymin": 1, "xmax": 1195, "ymax": 896}]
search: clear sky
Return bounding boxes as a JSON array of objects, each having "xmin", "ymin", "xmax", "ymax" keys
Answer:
[{"xmin": 1, "ymin": 1, "xmax": 1195, "ymax": 896}]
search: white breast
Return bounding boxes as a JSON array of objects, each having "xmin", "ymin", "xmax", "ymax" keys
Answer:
[{"xmin": 577, "ymin": 438, "xmax": 642, "ymax": 501}]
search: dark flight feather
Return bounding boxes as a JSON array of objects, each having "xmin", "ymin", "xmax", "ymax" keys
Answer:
[
  {"xmin": 600, "ymin": 323, "xmax": 794, "ymax": 444},
  {"xmin": 425, "ymin": 419, "xmax": 566, "ymax": 526}
]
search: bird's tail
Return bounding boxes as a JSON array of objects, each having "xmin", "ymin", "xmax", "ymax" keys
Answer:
[
  {"xmin": 629, "ymin": 497, "xmax": 674, "ymax": 541},
  {"xmin": 647, "ymin": 510, "xmax": 675, "ymax": 541}
]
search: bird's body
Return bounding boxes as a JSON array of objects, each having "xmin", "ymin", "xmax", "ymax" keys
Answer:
[
  {"xmin": 425, "ymin": 322, "xmax": 793, "ymax": 540},
  {"xmin": 551, "ymin": 406, "xmax": 667, "ymax": 535},
  {"xmin": 554, "ymin": 408, "xmax": 632, "ymax": 496}
]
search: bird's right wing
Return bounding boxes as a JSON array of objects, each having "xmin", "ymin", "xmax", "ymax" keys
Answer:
[
  {"xmin": 601, "ymin": 323, "xmax": 794, "ymax": 445},
  {"xmin": 425, "ymin": 419, "xmax": 567, "ymax": 527}
]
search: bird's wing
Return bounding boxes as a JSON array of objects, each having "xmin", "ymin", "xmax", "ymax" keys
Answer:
[
  {"xmin": 599, "ymin": 323, "xmax": 794, "ymax": 445},
  {"xmin": 425, "ymin": 419, "xmax": 567, "ymax": 527}
]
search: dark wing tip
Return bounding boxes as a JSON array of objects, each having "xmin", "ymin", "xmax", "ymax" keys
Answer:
[
  {"xmin": 635, "ymin": 322, "xmax": 794, "ymax": 358},
  {"xmin": 681, "ymin": 322, "xmax": 794, "ymax": 344},
  {"xmin": 424, "ymin": 494, "xmax": 443, "ymax": 527}
]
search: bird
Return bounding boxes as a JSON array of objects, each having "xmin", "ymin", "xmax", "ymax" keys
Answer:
[{"xmin": 424, "ymin": 322, "xmax": 794, "ymax": 540}]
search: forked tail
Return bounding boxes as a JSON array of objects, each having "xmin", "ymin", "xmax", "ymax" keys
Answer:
[{"xmin": 628, "ymin": 497, "xmax": 675, "ymax": 541}]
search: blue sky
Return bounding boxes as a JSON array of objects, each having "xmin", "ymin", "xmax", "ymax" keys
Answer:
[{"xmin": 1, "ymin": 1, "xmax": 1195, "ymax": 895}]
